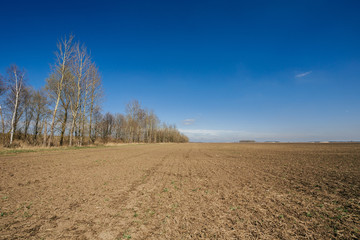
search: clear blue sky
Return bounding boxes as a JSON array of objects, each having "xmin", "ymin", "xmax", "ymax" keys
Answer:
[{"xmin": 1, "ymin": 0, "xmax": 359, "ymax": 142}]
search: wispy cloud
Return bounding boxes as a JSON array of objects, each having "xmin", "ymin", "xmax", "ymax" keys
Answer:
[
  {"xmin": 183, "ymin": 119, "xmax": 196, "ymax": 125},
  {"xmin": 179, "ymin": 129, "xmax": 260, "ymax": 142},
  {"xmin": 295, "ymin": 71, "xmax": 312, "ymax": 78}
]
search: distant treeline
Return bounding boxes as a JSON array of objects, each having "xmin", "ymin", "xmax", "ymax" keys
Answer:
[{"xmin": 0, "ymin": 35, "xmax": 188, "ymax": 147}]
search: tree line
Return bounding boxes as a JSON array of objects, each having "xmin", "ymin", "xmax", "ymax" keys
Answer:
[{"xmin": 0, "ymin": 35, "xmax": 188, "ymax": 147}]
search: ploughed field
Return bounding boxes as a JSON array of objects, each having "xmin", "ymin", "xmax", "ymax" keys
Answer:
[{"xmin": 0, "ymin": 143, "xmax": 359, "ymax": 239}]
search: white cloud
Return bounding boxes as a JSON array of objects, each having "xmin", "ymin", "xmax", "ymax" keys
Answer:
[
  {"xmin": 295, "ymin": 71, "xmax": 312, "ymax": 78},
  {"xmin": 183, "ymin": 118, "xmax": 196, "ymax": 125},
  {"xmin": 179, "ymin": 129, "xmax": 258, "ymax": 142}
]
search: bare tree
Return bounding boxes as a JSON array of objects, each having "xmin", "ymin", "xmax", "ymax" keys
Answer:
[
  {"xmin": 32, "ymin": 88, "xmax": 48, "ymax": 143},
  {"xmin": 59, "ymin": 86, "xmax": 71, "ymax": 146},
  {"xmin": 0, "ymin": 76, "xmax": 6, "ymax": 144},
  {"xmin": 48, "ymin": 35, "xmax": 74, "ymax": 146},
  {"xmin": 87, "ymin": 64, "xmax": 102, "ymax": 143},
  {"xmin": 147, "ymin": 110, "xmax": 159, "ymax": 143},
  {"xmin": 126, "ymin": 100, "xmax": 142, "ymax": 142},
  {"xmin": 91, "ymin": 107, "xmax": 102, "ymax": 143},
  {"xmin": 46, "ymin": 70, "xmax": 72, "ymax": 146},
  {"xmin": 69, "ymin": 43, "xmax": 90, "ymax": 146},
  {"xmin": 22, "ymin": 87, "xmax": 34, "ymax": 141},
  {"xmin": 113, "ymin": 113, "xmax": 126, "ymax": 141},
  {"xmin": 99, "ymin": 112, "xmax": 114, "ymax": 142},
  {"xmin": 79, "ymin": 62, "xmax": 97, "ymax": 145},
  {"xmin": 5, "ymin": 65, "xmax": 27, "ymax": 145}
]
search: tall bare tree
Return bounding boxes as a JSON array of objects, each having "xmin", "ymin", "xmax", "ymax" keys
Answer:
[
  {"xmin": 79, "ymin": 62, "xmax": 96, "ymax": 145},
  {"xmin": 0, "ymin": 76, "xmax": 6, "ymax": 144},
  {"xmin": 88, "ymin": 64, "xmax": 103, "ymax": 144},
  {"xmin": 5, "ymin": 65, "xmax": 27, "ymax": 145},
  {"xmin": 69, "ymin": 43, "xmax": 90, "ymax": 146},
  {"xmin": 48, "ymin": 35, "xmax": 74, "ymax": 146}
]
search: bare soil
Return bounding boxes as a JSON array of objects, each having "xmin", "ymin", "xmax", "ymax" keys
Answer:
[{"xmin": 1, "ymin": 143, "xmax": 359, "ymax": 239}]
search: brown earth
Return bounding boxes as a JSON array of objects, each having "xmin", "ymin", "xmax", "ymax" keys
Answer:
[{"xmin": 0, "ymin": 143, "xmax": 359, "ymax": 239}]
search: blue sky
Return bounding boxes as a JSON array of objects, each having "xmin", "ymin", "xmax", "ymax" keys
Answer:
[{"xmin": 1, "ymin": 0, "xmax": 359, "ymax": 142}]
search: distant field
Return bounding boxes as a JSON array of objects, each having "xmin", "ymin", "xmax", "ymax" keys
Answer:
[{"xmin": 1, "ymin": 143, "xmax": 359, "ymax": 239}]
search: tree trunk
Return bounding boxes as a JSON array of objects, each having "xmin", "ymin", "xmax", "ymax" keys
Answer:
[
  {"xmin": 0, "ymin": 106, "xmax": 5, "ymax": 144},
  {"xmin": 10, "ymin": 91, "xmax": 20, "ymax": 145},
  {"xmin": 59, "ymin": 107, "xmax": 68, "ymax": 146},
  {"xmin": 48, "ymin": 83, "xmax": 62, "ymax": 147},
  {"xmin": 33, "ymin": 114, "xmax": 40, "ymax": 142},
  {"xmin": 88, "ymin": 97, "xmax": 94, "ymax": 144},
  {"xmin": 81, "ymin": 88, "xmax": 88, "ymax": 145},
  {"xmin": 43, "ymin": 120, "xmax": 47, "ymax": 146},
  {"xmin": 24, "ymin": 114, "xmax": 33, "ymax": 141},
  {"xmin": 69, "ymin": 117, "xmax": 76, "ymax": 146}
]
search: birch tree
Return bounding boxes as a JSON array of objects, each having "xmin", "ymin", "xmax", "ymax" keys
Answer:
[
  {"xmin": 69, "ymin": 43, "xmax": 90, "ymax": 146},
  {"xmin": 0, "ymin": 76, "xmax": 6, "ymax": 144},
  {"xmin": 5, "ymin": 65, "xmax": 27, "ymax": 145},
  {"xmin": 88, "ymin": 64, "xmax": 103, "ymax": 143},
  {"xmin": 48, "ymin": 35, "xmax": 74, "ymax": 146}
]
